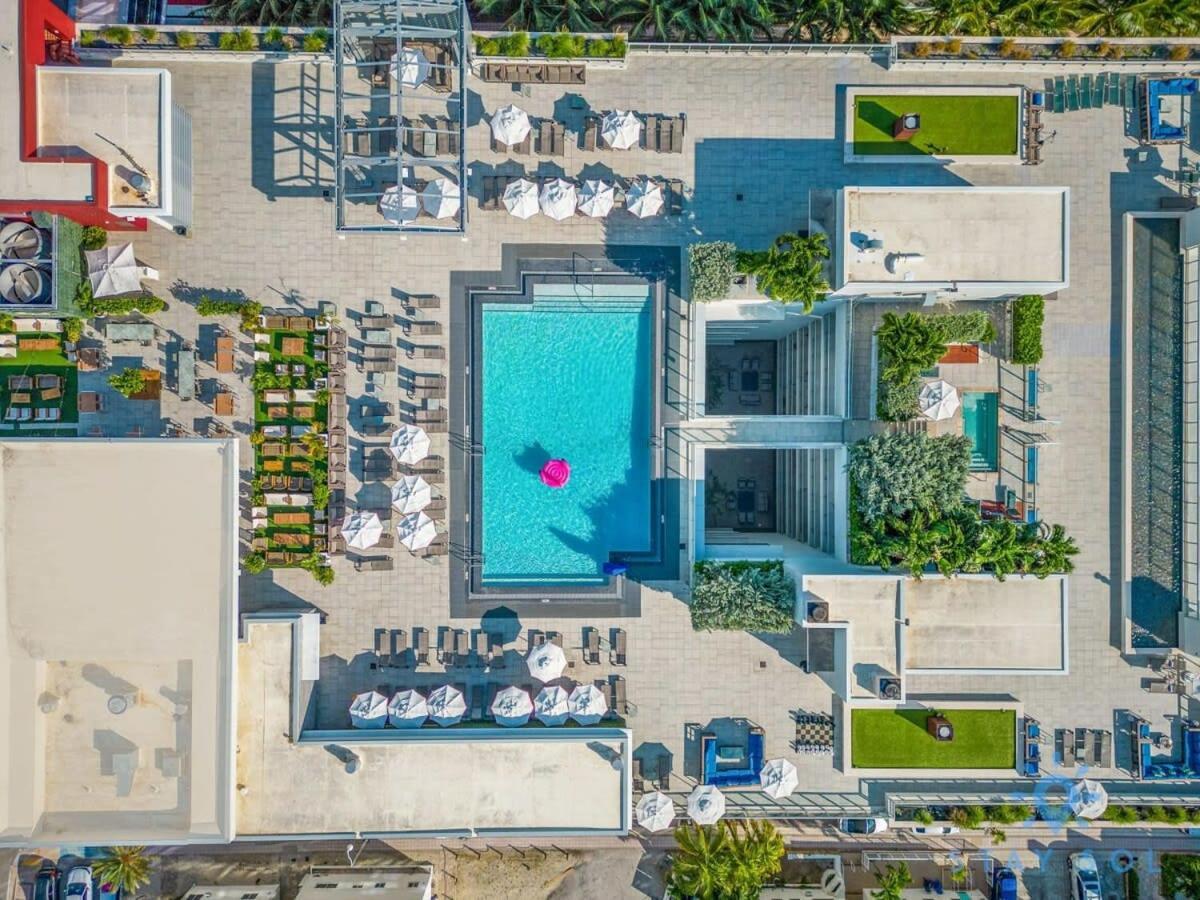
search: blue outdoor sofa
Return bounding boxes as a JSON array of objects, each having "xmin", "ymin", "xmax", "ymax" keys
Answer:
[
  {"xmin": 1137, "ymin": 720, "xmax": 1200, "ymax": 779},
  {"xmin": 701, "ymin": 727, "xmax": 765, "ymax": 787}
]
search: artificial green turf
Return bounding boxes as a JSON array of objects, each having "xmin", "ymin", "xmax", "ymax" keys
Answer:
[
  {"xmin": 0, "ymin": 336, "xmax": 79, "ymax": 426},
  {"xmin": 853, "ymin": 95, "xmax": 1019, "ymax": 156},
  {"xmin": 851, "ymin": 708, "xmax": 1016, "ymax": 769}
]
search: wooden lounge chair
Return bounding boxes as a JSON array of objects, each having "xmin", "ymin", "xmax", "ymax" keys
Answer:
[
  {"xmin": 667, "ymin": 179, "xmax": 685, "ymax": 216},
  {"xmin": 489, "ymin": 633, "xmax": 504, "ymax": 668},
  {"xmin": 539, "ymin": 120, "xmax": 565, "ymax": 156},
  {"xmin": 643, "ymin": 114, "xmax": 660, "ymax": 151},
  {"xmin": 437, "ymin": 628, "xmax": 452, "ymax": 664},
  {"xmin": 403, "ymin": 320, "xmax": 443, "ymax": 337},
  {"xmin": 473, "ymin": 630, "xmax": 489, "ymax": 666},
  {"xmin": 669, "ymin": 114, "xmax": 685, "ymax": 153},
  {"xmin": 420, "ymin": 539, "xmax": 448, "ymax": 558},
  {"xmin": 582, "ymin": 117, "xmax": 598, "ymax": 151},
  {"xmin": 469, "ymin": 683, "xmax": 485, "ymax": 720},
  {"xmin": 454, "ymin": 628, "xmax": 470, "ymax": 665},
  {"xmin": 408, "ymin": 294, "xmax": 440, "ymax": 310},
  {"xmin": 584, "ymin": 627, "xmax": 601, "ymax": 664},
  {"xmin": 612, "ymin": 628, "xmax": 627, "ymax": 665},
  {"xmin": 657, "ymin": 755, "xmax": 671, "ymax": 789},
  {"xmin": 597, "ymin": 678, "xmax": 615, "ymax": 717},
  {"xmin": 612, "ymin": 675, "xmax": 627, "ymax": 715},
  {"xmin": 407, "ymin": 345, "xmax": 445, "ymax": 360}
]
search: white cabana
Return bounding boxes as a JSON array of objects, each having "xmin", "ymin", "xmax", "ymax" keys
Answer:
[
  {"xmin": 636, "ymin": 791, "xmax": 676, "ymax": 832},
  {"xmin": 568, "ymin": 683, "xmax": 608, "ymax": 725},
  {"xmin": 491, "ymin": 685, "xmax": 533, "ymax": 727},
  {"xmin": 534, "ymin": 685, "xmax": 570, "ymax": 726},
  {"xmin": 491, "ymin": 104, "xmax": 531, "ymax": 147},
  {"xmin": 918, "ymin": 379, "xmax": 961, "ymax": 421},
  {"xmin": 391, "ymin": 474, "xmax": 432, "ymax": 514},
  {"xmin": 349, "ymin": 690, "xmax": 388, "ymax": 728},
  {"xmin": 601, "ymin": 110, "xmax": 642, "ymax": 150},
  {"xmin": 391, "ymin": 47, "xmax": 430, "ymax": 87},
  {"xmin": 539, "ymin": 178, "xmax": 578, "ymax": 221},
  {"xmin": 525, "ymin": 641, "xmax": 567, "ymax": 682},
  {"xmin": 340, "ymin": 510, "xmax": 384, "ymax": 551},
  {"xmin": 379, "ymin": 184, "xmax": 420, "ymax": 225},
  {"xmin": 687, "ymin": 785, "xmax": 726, "ymax": 825},
  {"xmin": 387, "ymin": 689, "xmax": 428, "ymax": 728},
  {"xmin": 398, "ymin": 511, "xmax": 437, "ymax": 551},
  {"xmin": 577, "ymin": 179, "xmax": 615, "ymax": 218},
  {"xmin": 503, "ymin": 178, "xmax": 539, "ymax": 219},
  {"xmin": 390, "ymin": 424, "xmax": 431, "ymax": 465},
  {"xmin": 421, "ymin": 178, "xmax": 461, "ymax": 219},
  {"xmin": 759, "ymin": 758, "xmax": 799, "ymax": 799},
  {"xmin": 1069, "ymin": 779, "xmax": 1109, "ymax": 819},
  {"xmin": 626, "ymin": 179, "xmax": 664, "ymax": 218},
  {"xmin": 86, "ymin": 243, "xmax": 145, "ymax": 298},
  {"xmin": 427, "ymin": 684, "xmax": 466, "ymax": 727}
]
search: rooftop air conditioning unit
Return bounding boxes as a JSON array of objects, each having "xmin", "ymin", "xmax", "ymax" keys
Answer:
[
  {"xmin": 807, "ymin": 600, "xmax": 830, "ymax": 623},
  {"xmin": 876, "ymin": 677, "xmax": 902, "ymax": 701}
]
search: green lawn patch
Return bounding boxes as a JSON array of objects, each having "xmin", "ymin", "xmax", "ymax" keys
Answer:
[
  {"xmin": 853, "ymin": 94, "xmax": 1019, "ymax": 157},
  {"xmin": 851, "ymin": 708, "xmax": 1016, "ymax": 769},
  {"xmin": 0, "ymin": 335, "xmax": 79, "ymax": 426}
]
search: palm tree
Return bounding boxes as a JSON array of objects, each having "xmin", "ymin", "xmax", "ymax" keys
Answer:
[
  {"xmin": 1029, "ymin": 522, "xmax": 1079, "ymax": 577},
  {"xmin": 669, "ymin": 824, "xmax": 732, "ymax": 900},
  {"xmin": 997, "ymin": 0, "xmax": 1071, "ymax": 34},
  {"xmin": 845, "ymin": 0, "xmax": 913, "ymax": 42},
  {"xmin": 737, "ymin": 233, "xmax": 830, "ymax": 312},
  {"xmin": 205, "ymin": 0, "xmax": 329, "ymax": 25},
  {"xmin": 852, "ymin": 516, "xmax": 892, "ymax": 569},
  {"xmin": 92, "ymin": 848, "xmax": 151, "ymax": 895},
  {"xmin": 911, "ymin": 0, "xmax": 1000, "ymax": 35},
  {"xmin": 668, "ymin": 0, "xmax": 774, "ymax": 41},
  {"xmin": 1073, "ymin": 0, "xmax": 1149, "ymax": 35},
  {"xmin": 975, "ymin": 519, "xmax": 1026, "ymax": 580},
  {"xmin": 876, "ymin": 312, "xmax": 947, "ymax": 385},
  {"xmin": 614, "ymin": 0, "xmax": 682, "ymax": 38},
  {"xmin": 473, "ymin": 0, "xmax": 570, "ymax": 31},
  {"xmin": 726, "ymin": 820, "xmax": 785, "ymax": 894},
  {"xmin": 1154, "ymin": 0, "xmax": 1199, "ymax": 35},
  {"xmin": 883, "ymin": 510, "xmax": 941, "ymax": 577},
  {"xmin": 542, "ymin": 0, "xmax": 601, "ymax": 33},
  {"xmin": 875, "ymin": 863, "xmax": 912, "ymax": 900}
]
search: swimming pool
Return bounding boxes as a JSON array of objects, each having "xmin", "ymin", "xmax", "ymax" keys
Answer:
[
  {"xmin": 479, "ymin": 285, "xmax": 654, "ymax": 585},
  {"xmin": 962, "ymin": 391, "xmax": 999, "ymax": 472}
]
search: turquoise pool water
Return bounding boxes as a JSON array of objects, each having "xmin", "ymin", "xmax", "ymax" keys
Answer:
[
  {"xmin": 962, "ymin": 391, "xmax": 999, "ymax": 471},
  {"xmin": 480, "ymin": 287, "xmax": 653, "ymax": 585}
]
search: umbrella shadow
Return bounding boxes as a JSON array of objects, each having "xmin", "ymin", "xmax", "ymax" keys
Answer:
[{"xmin": 481, "ymin": 605, "xmax": 523, "ymax": 645}]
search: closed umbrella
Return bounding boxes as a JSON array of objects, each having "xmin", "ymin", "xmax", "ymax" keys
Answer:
[
  {"xmin": 387, "ymin": 689, "xmax": 428, "ymax": 728},
  {"xmin": 427, "ymin": 684, "xmax": 466, "ymax": 727},
  {"xmin": 379, "ymin": 184, "xmax": 420, "ymax": 225},
  {"xmin": 539, "ymin": 178, "xmax": 577, "ymax": 221},
  {"xmin": 568, "ymin": 683, "xmax": 608, "ymax": 725},
  {"xmin": 491, "ymin": 104, "xmax": 531, "ymax": 147},
  {"xmin": 349, "ymin": 690, "xmax": 388, "ymax": 728},
  {"xmin": 636, "ymin": 791, "xmax": 676, "ymax": 832},
  {"xmin": 421, "ymin": 178, "xmax": 461, "ymax": 219},
  {"xmin": 398, "ymin": 511, "xmax": 437, "ymax": 551},
  {"xmin": 759, "ymin": 758, "xmax": 799, "ymax": 799},
  {"xmin": 534, "ymin": 685, "xmax": 570, "ymax": 725},
  {"xmin": 390, "ymin": 424, "xmax": 430, "ymax": 465},
  {"xmin": 601, "ymin": 110, "xmax": 641, "ymax": 150},
  {"xmin": 577, "ymin": 179, "xmax": 615, "ymax": 218},
  {"xmin": 502, "ymin": 178, "xmax": 539, "ymax": 220},
  {"xmin": 391, "ymin": 47, "xmax": 430, "ymax": 87},
  {"xmin": 687, "ymin": 785, "xmax": 726, "ymax": 825},
  {"xmin": 491, "ymin": 685, "xmax": 533, "ymax": 726},
  {"xmin": 918, "ymin": 379, "xmax": 960, "ymax": 421},
  {"xmin": 86, "ymin": 243, "xmax": 143, "ymax": 297},
  {"xmin": 526, "ymin": 641, "xmax": 567, "ymax": 682},
  {"xmin": 391, "ymin": 474, "xmax": 432, "ymax": 514},
  {"xmin": 626, "ymin": 179, "xmax": 664, "ymax": 218},
  {"xmin": 341, "ymin": 510, "xmax": 383, "ymax": 550},
  {"xmin": 1069, "ymin": 779, "xmax": 1108, "ymax": 819}
]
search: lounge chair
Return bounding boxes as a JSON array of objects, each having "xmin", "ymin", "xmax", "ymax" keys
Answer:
[
  {"xmin": 612, "ymin": 628, "xmax": 627, "ymax": 665},
  {"xmin": 612, "ymin": 675, "xmax": 627, "ymax": 716},
  {"xmin": 404, "ymin": 320, "xmax": 443, "ymax": 337},
  {"xmin": 657, "ymin": 755, "xmax": 671, "ymax": 789},
  {"xmin": 469, "ymin": 683, "xmax": 485, "ymax": 720},
  {"xmin": 473, "ymin": 630, "xmax": 489, "ymax": 666},
  {"xmin": 489, "ymin": 634, "xmax": 505, "ymax": 668},
  {"xmin": 597, "ymin": 678, "xmax": 615, "ymax": 716},
  {"xmin": 407, "ymin": 294, "xmax": 441, "ymax": 310},
  {"xmin": 415, "ymin": 628, "xmax": 429, "ymax": 665},
  {"xmin": 582, "ymin": 117, "xmax": 598, "ymax": 151},
  {"xmin": 539, "ymin": 120, "xmax": 565, "ymax": 156},
  {"xmin": 407, "ymin": 344, "xmax": 445, "ymax": 360},
  {"xmin": 437, "ymin": 628, "xmax": 452, "ymax": 664},
  {"xmin": 643, "ymin": 114, "xmax": 660, "ymax": 152},
  {"xmin": 584, "ymin": 627, "xmax": 601, "ymax": 664}
]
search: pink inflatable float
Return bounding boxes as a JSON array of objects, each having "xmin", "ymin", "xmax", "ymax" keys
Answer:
[{"xmin": 539, "ymin": 458, "xmax": 571, "ymax": 488}]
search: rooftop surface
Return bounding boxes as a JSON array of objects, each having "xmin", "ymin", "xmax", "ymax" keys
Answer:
[
  {"xmin": 0, "ymin": 439, "xmax": 238, "ymax": 845},
  {"xmin": 852, "ymin": 93, "xmax": 1020, "ymax": 156}
]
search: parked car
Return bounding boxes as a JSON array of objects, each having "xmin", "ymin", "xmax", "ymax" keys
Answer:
[
  {"xmin": 1069, "ymin": 853, "xmax": 1102, "ymax": 900},
  {"xmin": 33, "ymin": 867, "xmax": 58, "ymax": 900},
  {"xmin": 912, "ymin": 824, "xmax": 959, "ymax": 835},
  {"xmin": 989, "ymin": 867, "xmax": 1018, "ymax": 900},
  {"xmin": 65, "ymin": 868, "xmax": 92, "ymax": 900},
  {"xmin": 837, "ymin": 817, "xmax": 888, "ymax": 835}
]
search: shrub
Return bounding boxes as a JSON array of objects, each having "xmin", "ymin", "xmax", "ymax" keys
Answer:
[
  {"xmin": 1162, "ymin": 854, "xmax": 1200, "ymax": 899},
  {"xmin": 1104, "ymin": 805, "xmax": 1139, "ymax": 824},
  {"xmin": 79, "ymin": 31, "xmax": 97, "ymax": 47},
  {"xmin": 610, "ymin": 35, "xmax": 627, "ymax": 57},
  {"xmin": 264, "ymin": 26, "xmax": 285, "ymax": 47},
  {"xmin": 300, "ymin": 553, "xmax": 335, "ymax": 585},
  {"xmin": 196, "ymin": 295, "xmax": 251, "ymax": 316},
  {"xmin": 243, "ymin": 552, "xmax": 267, "ymax": 574},
  {"xmin": 76, "ymin": 282, "xmax": 166, "ymax": 317},
  {"xmin": 912, "ymin": 42, "xmax": 932, "ymax": 58},
  {"xmin": 174, "ymin": 30, "xmax": 197, "ymax": 49},
  {"xmin": 986, "ymin": 804, "xmax": 1033, "ymax": 825},
  {"xmin": 138, "ymin": 26, "xmax": 158, "ymax": 42},
  {"xmin": 876, "ymin": 311, "xmax": 994, "ymax": 395},
  {"xmin": 312, "ymin": 482, "xmax": 330, "ymax": 510},
  {"xmin": 1010, "ymin": 45, "xmax": 1033, "ymax": 60},
  {"xmin": 81, "ymin": 226, "xmax": 108, "ymax": 251},
  {"xmin": 500, "ymin": 31, "xmax": 530, "ymax": 56},
  {"xmin": 847, "ymin": 432, "xmax": 972, "ymax": 522},
  {"xmin": 62, "ymin": 317, "xmax": 84, "ymax": 342},
  {"xmin": 303, "ymin": 28, "xmax": 328, "ymax": 52},
  {"xmin": 219, "ymin": 29, "xmax": 257, "ymax": 51},
  {"xmin": 944, "ymin": 38, "xmax": 962, "ymax": 54},
  {"xmin": 690, "ymin": 560, "xmax": 795, "ymax": 633},
  {"xmin": 108, "ymin": 367, "xmax": 148, "ymax": 398},
  {"xmin": 474, "ymin": 36, "xmax": 501, "ymax": 56},
  {"xmin": 0, "ymin": 313, "xmax": 13, "ymax": 334},
  {"xmin": 1096, "ymin": 40, "xmax": 1113, "ymax": 57},
  {"xmin": 997, "ymin": 38, "xmax": 1017, "ymax": 58},
  {"xmin": 1057, "ymin": 40, "xmax": 1077, "ymax": 58},
  {"xmin": 536, "ymin": 33, "xmax": 586, "ymax": 58},
  {"xmin": 1010, "ymin": 294, "xmax": 1044, "ymax": 365},
  {"xmin": 949, "ymin": 805, "xmax": 987, "ymax": 829},
  {"xmin": 1169, "ymin": 45, "xmax": 1191, "ymax": 61},
  {"xmin": 102, "ymin": 25, "xmax": 134, "ymax": 46},
  {"xmin": 876, "ymin": 377, "xmax": 920, "ymax": 422},
  {"xmin": 736, "ymin": 232, "xmax": 830, "ymax": 312},
  {"xmin": 688, "ymin": 241, "xmax": 737, "ymax": 302},
  {"xmin": 587, "ymin": 38, "xmax": 613, "ymax": 57},
  {"xmin": 912, "ymin": 808, "xmax": 934, "ymax": 825},
  {"xmin": 249, "ymin": 430, "xmax": 266, "ymax": 446},
  {"xmin": 240, "ymin": 300, "xmax": 264, "ymax": 330},
  {"xmin": 1108, "ymin": 43, "xmax": 1125, "ymax": 59}
]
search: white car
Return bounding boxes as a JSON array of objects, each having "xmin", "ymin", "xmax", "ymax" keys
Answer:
[
  {"xmin": 912, "ymin": 825, "xmax": 959, "ymax": 835},
  {"xmin": 65, "ymin": 868, "xmax": 92, "ymax": 900},
  {"xmin": 838, "ymin": 817, "xmax": 888, "ymax": 835},
  {"xmin": 1069, "ymin": 853, "xmax": 1102, "ymax": 900}
]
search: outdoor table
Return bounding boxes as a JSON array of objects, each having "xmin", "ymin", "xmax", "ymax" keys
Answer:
[
  {"xmin": 77, "ymin": 392, "xmax": 100, "ymax": 413},
  {"xmin": 363, "ymin": 329, "xmax": 392, "ymax": 346},
  {"xmin": 280, "ymin": 337, "xmax": 307, "ymax": 357},
  {"xmin": 215, "ymin": 350, "xmax": 235, "ymax": 373},
  {"xmin": 9, "ymin": 392, "xmax": 30, "ymax": 404},
  {"xmin": 213, "ymin": 393, "xmax": 235, "ymax": 416},
  {"xmin": 104, "ymin": 322, "xmax": 155, "ymax": 343},
  {"xmin": 177, "ymin": 346, "xmax": 196, "ymax": 401},
  {"xmin": 216, "ymin": 335, "xmax": 235, "ymax": 352}
]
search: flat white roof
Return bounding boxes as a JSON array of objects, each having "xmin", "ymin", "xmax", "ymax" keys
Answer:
[
  {"xmin": 0, "ymin": 439, "xmax": 239, "ymax": 845},
  {"xmin": 837, "ymin": 186, "xmax": 1068, "ymax": 293},
  {"xmin": 237, "ymin": 620, "xmax": 630, "ymax": 836},
  {"xmin": 296, "ymin": 870, "xmax": 432, "ymax": 900}
]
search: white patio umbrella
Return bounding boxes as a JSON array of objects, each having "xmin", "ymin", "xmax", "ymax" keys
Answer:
[
  {"xmin": 1069, "ymin": 779, "xmax": 1109, "ymax": 819},
  {"xmin": 539, "ymin": 178, "xmax": 578, "ymax": 221},
  {"xmin": 390, "ymin": 424, "xmax": 431, "ymax": 465},
  {"xmin": 568, "ymin": 683, "xmax": 608, "ymax": 725},
  {"xmin": 503, "ymin": 178, "xmax": 539, "ymax": 219},
  {"xmin": 390, "ymin": 47, "xmax": 430, "ymax": 87},
  {"xmin": 340, "ymin": 510, "xmax": 384, "ymax": 551},
  {"xmin": 601, "ymin": 110, "xmax": 642, "ymax": 150},
  {"xmin": 687, "ymin": 785, "xmax": 726, "ymax": 825},
  {"xmin": 348, "ymin": 690, "xmax": 388, "ymax": 728},
  {"xmin": 534, "ymin": 685, "xmax": 570, "ymax": 726},
  {"xmin": 86, "ymin": 243, "xmax": 143, "ymax": 298},
  {"xmin": 491, "ymin": 104, "xmax": 531, "ymax": 147},
  {"xmin": 421, "ymin": 178, "xmax": 461, "ymax": 219},
  {"xmin": 759, "ymin": 758, "xmax": 799, "ymax": 800},
  {"xmin": 398, "ymin": 511, "xmax": 437, "ymax": 551},
  {"xmin": 626, "ymin": 179, "xmax": 664, "ymax": 218},
  {"xmin": 577, "ymin": 179, "xmax": 615, "ymax": 218},
  {"xmin": 379, "ymin": 184, "xmax": 420, "ymax": 225},
  {"xmin": 636, "ymin": 791, "xmax": 676, "ymax": 832},
  {"xmin": 427, "ymin": 684, "xmax": 466, "ymax": 727},
  {"xmin": 491, "ymin": 685, "xmax": 534, "ymax": 727},
  {"xmin": 525, "ymin": 641, "xmax": 567, "ymax": 682},
  {"xmin": 918, "ymin": 379, "xmax": 961, "ymax": 421},
  {"xmin": 391, "ymin": 474, "xmax": 433, "ymax": 514},
  {"xmin": 387, "ymin": 689, "xmax": 428, "ymax": 728}
]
